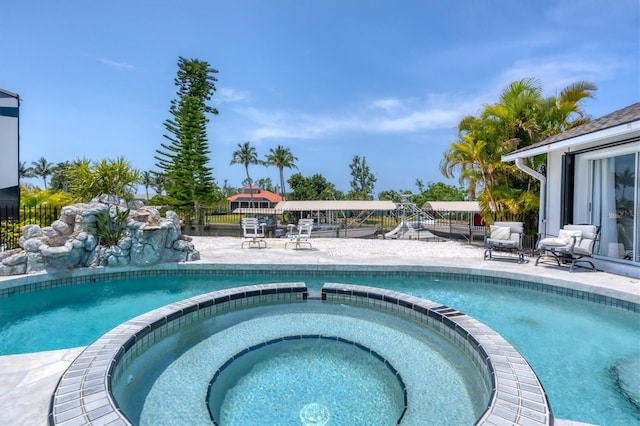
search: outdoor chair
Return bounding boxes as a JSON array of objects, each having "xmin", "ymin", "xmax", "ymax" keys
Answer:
[
  {"xmin": 240, "ymin": 217, "xmax": 267, "ymax": 248},
  {"xmin": 285, "ymin": 218, "xmax": 314, "ymax": 250},
  {"xmin": 535, "ymin": 224, "xmax": 599, "ymax": 272},
  {"xmin": 483, "ymin": 221, "xmax": 525, "ymax": 263}
]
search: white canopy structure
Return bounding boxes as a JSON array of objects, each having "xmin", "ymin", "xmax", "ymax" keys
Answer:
[
  {"xmin": 274, "ymin": 200, "xmax": 397, "ymax": 211},
  {"xmin": 422, "ymin": 201, "xmax": 481, "ymax": 212}
]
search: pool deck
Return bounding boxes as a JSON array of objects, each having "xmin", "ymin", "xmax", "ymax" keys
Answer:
[{"xmin": 0, "ymin": 237, "xmax": 638, "ymax": 426}]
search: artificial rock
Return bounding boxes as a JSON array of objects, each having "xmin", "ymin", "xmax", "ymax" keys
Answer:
[{"xmin": 0, "ymin": 195, "xmax": 200, "ymax": 276}]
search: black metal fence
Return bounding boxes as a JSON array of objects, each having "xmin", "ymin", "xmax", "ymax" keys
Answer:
[
  {"xmin": 0, "ymin": 205, "xmax": 536, "ymax": 252},
  {"xmin": 0, "ymin": 205, "xmax": 60, "ymax": 250}
]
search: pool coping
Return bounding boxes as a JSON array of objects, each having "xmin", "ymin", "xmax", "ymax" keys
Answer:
[
  {"xmin": 323, "ymin": 283, "xmax": 552, "ymax": 425},
  {"xmin": 47, "ymin": 282, "xmax": 552, "ymax": 426}
]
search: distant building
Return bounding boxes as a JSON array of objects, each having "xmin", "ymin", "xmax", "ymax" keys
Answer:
[
  {"xmin": 0, "ymin": 88, "xmax": 20, "ymax": 220},
  {"xmin": 227, "ymin": 186, "xmax": 283, "ymax": 212}
]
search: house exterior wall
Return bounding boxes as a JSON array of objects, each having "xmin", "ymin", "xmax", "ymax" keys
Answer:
[
  {"xmin": 509, "ymin": 103, "xmax": 640, "ymax": 278},
  {"xmin": 0, "ymin": 89, "xmax": 20, "ymax": 219},
  {"xmin": 546, "ymin": 151, "xmax": 564, "ymax": 235}
]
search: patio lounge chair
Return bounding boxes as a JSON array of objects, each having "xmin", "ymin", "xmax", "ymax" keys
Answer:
[
  {"xmin": 285, "ymin": 218, "xmax": 314, "ymax": 250},
  {"xmin": 483, "ymin": 221, "xmax": 525, "ymax": 263},
  {"xmin": 535, "ymin": 224, "xmax": 599, "ymax": 272},
  {"xmin": 241, "ymin": 217, "xmax": 267, "ymax": 248}
]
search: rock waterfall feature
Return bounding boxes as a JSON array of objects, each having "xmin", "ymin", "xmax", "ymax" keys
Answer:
[{"xmin": 0, "ymin": 195, "xmax": 199, "ymax": 276}]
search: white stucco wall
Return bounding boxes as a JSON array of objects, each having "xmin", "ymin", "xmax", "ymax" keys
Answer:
[
  {"xmin": 0, "ymin": 90, "xmax": 19, "ymax": 192},
  {"xmin": 545, "ymin": 151, "xmax": 564, "ymax": 235}
]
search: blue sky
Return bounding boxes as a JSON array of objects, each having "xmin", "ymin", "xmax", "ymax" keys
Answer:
[{"xmin": 2, "ymin": 0, "xmax": 639, "ymax": 196}]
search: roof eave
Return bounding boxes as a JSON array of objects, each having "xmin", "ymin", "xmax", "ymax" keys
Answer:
[
  {"xmin": 502, "ymin": 120, "xmax": 640, "ymax": 162},
  {"xmin": 0, "ymin": 88, "xmax": 19, "ymax": 98}
]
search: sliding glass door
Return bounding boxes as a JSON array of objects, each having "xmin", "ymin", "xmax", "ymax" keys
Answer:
[{"xmin": 587, "ymin": 147, "xmax": 638, "ymax": 262}]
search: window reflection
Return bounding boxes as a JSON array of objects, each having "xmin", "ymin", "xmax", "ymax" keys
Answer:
[{"xmin": 592, "ymin": 153, "xmax": 637, "ymax": 261}]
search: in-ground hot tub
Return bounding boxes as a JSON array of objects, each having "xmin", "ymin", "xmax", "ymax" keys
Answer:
[{"xmin": 49, "ymin": 282, "xmax": 552, "ymax": 425}]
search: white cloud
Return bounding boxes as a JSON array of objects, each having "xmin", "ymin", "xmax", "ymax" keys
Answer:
[
  {"xmin": 369, "ymin": 98, "xmax": 406, "ymax": 114},
  {"xmin": 96, "ymin": 57, "xmax": 135, "ymax": 70},
  {"xmin": 216, "ymin": 87, "xmax": 250, "ymax": 103},
  {"xmin": 235, "ymin": 94, "xmax": 471, "ymax": 143},
  {"xmin": 230, "ymin": 52, "xmax": 619, "ymax": 144},
  {"xmin": 373, "ymin": 108, "xmax": 460, "ymax": 132}
]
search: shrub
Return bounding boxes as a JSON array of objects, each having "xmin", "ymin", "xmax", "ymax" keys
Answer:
[{"xmin": 95, "ymin": 207, "xmax": 130, "ymax": 247}]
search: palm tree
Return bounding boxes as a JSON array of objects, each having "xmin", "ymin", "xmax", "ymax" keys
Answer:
[
  {"xmin": 264, "ymin": 145, "xmax": 298, "ymax": 200},
  {"xmin": 440, "ymin": 133, "xmax": 484, "ymax": 200},
  {"xmin": 440, "ymin": 114, "xmax": 515, "ymax": 212},
  {"xmin": 615, "ymin": 168, "xmax": 635, "ymax": 200},
  {"xmin": 230, "ymin": 142, "xmax": 260, "ymax": 208},
  {"xmin": 19, "ymin": 161, "xmax": 33, "ymax": 180},
  {"xmin": 30, "ymin": 157, "xmax": 55, "ymax": 189},
  {"xmin": 441, "ymin": 78, "xmax": 597, "ymax": 222},
  {"xmin": 539, "ymin": 80, "xmax": 597, "ymax": 136},
  {"xmin": 141, "ymin": 171, "xmax": 154, "ymax": 200},
  {"xmin": 152, "ymin": 172, "xmax": 168, "ymax": 196},
  {"xmin": 48, "ymin": 161, "xmax": 72, "ymax": 192}
]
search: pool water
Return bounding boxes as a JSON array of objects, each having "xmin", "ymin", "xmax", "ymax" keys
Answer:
[
  {"xmin": 128, "ymin": 304, "xmax": 484, "ymax": 425},
  {"xmin": 1, "ymin": 272, "xmax": 639, "ymax": 425},
  {"xmin": 213, "ymin": 339, "xmax": 405, "ymax": 426}
]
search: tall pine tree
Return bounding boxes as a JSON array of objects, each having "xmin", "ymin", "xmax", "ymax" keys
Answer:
[{"xmin": 155, "ymin": 57, "xmax": 218, "ymax": 224}]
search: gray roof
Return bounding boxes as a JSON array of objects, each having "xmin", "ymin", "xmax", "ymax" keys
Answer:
[{"xmin": 508, "ymin": 102, "xmax": 640, "ymax": 156}]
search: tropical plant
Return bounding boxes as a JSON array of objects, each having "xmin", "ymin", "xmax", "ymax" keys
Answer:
[
  {"xmin": 18, "ymin": 162, "xmax": 32, "ymax": 179},
  {"xmin": 93, "ymin": 157, "xmax": 141, "ymax": 199},
  {"xmin": 66, "ymin": 158, "xmax": 92, "ymax": 199},
  {"xmin": 0, "ymin": 221, "xmax": 22, "ymax": 249},
  {"xmin": 20, "ymin": 185, "xmax": 74, "ymax": 209},
  {"xmin": 263, "ymin": 145, "xmax": 298, "ymax": 199},
  {"xmin": 615, "ymin": 168, "xmax": 635, "ymax": 200},
  {"xmin": 66, "ymin": 157, "xmax": 140, "ymax": 201},
  {"xmin": 95, "ymin": 207, "xmax": 130, "ymax": 247},
  {"xmin": 538, "ymin": 81, "xmax": 597, "ymax": 136},
  {"xmin": 141, "ymin": 171, "xmax": 154, "ymax": 200},
  {"xmin": 377, "ymin": 189, "xmax": 407, "ymax": 203},
  {"xmin": 230, "ymin": 141, "xmax": 260, "ymax": 208},
  {"xmin": 219, "ymin": 179, "xmax": 237, "ymax": 199},
  {"xmin": 417, "ymin": 181, "xmax": 466, "ymax": 204},
  {"xmin": 287, "ymin": 173, "xmax": 343, "ymax": 200},
  {"xmin": 48, "ymin": 161, "xmax": 72, "ymax": 193},
  {"xmin": 347, "ymin": 155, "xmax": 377, "ymax": 200},
  {"xmin": 440, "ymin": 77, "xmax": 596, "ymax": 224},
  {"xmin": 155, "ymin": 56, "xmax": 219, "ymax": 221},
  {"xmin": 152, "ymin": 172, "xmax": 168, "ymax": 195},
  {"xmin": 253, "ymin": 177, "xmax": 274, "ymax": 192},
  {"xmin": 30, "ymin": 157, "xmax": 56, "ymax": 189}
]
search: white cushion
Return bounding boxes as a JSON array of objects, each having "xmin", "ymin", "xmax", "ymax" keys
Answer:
[
  {"xmin": 487, "ymin": 238, "xmax": 518, "ymax": 248},
  {"xmin": 539, "ymin": 237, "xmax": 569, "ymax": 248},
  {"xmin": 558, "ymin": 229, "xmax": 582, "ymax": 245},
  {"xmin": 490, "ymin": 225, "xmax": 511, "ymax": 240}
]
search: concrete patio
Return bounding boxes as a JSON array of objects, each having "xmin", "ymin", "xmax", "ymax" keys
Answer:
[{"xmin": 1, "ymin": 237, "xmax": 638, "ymax": 426}]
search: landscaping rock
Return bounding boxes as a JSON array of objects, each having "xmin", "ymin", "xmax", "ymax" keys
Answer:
[{"xmin": 2, "ymin": 195, "xmax": 200, "ymax": 276}]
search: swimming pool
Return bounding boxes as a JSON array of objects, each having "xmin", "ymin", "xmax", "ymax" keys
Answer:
[
  {"xmin": 57, "ymin": 282, "xmax": 539, "ymax": 425},
  {"xmin": 1, "ymin": 266, "xmax": 638, "ymax": 425}
]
